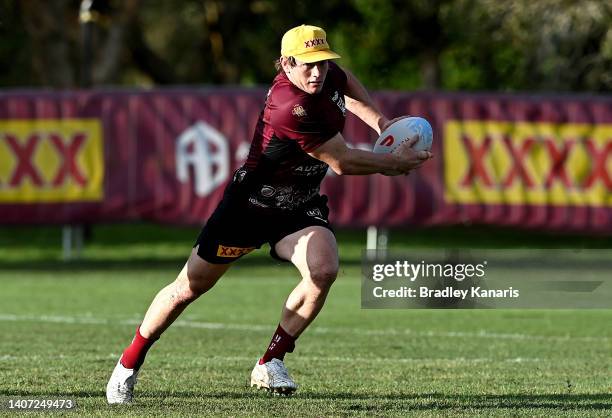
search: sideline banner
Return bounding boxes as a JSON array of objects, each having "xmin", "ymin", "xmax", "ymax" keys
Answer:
[{"xmin": 0, "ymin": 90, "xmax": 610, "ymax": 232}]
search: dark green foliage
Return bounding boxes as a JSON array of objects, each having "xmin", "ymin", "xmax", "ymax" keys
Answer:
[{"xmin": 0, "ymin": 1, "xmax": 611, "ymax": 91}]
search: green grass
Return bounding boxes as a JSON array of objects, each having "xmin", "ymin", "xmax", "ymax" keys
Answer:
[{"xmin": 0, "ymin": 224, "xmax": 611, "ymax": 416}]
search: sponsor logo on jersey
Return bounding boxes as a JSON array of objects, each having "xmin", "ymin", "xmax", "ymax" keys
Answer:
[
  {"xmin": 216, "ymin": 245, "xmax": 256, "ymax": 258},
  {"xmin": 331, "ymin": 91, "xmax": 346, "ymax": 116},
  {"xmin": 306, "ymin": 207, "xmax": 328, "ymax": 223},
  {"xmin": 306, "ymin": 208, "xmax": 322, "ymax": 218},
  {"xmin": 260, "ymin": 185, "xmax": 276, "ymax": 197},
  {"xmin": 248, "ymin": 196, "xmax": 268, "ymax": 208},
  {"xmin": 233, "ymin": 168, "xmax": 247, "ymax": 183},
  {"xmin": 295, "ymin": 163, "xmax": 328, "ymax": 175},
  {"xmin": 292, "ymin": 104, "xmax": 307, "ymax": 118}
]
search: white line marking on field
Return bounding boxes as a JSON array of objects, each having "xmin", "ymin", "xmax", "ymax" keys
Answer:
[{"xmin": 0, "ymin": 313, "xmax": 610, "ymax": 343}]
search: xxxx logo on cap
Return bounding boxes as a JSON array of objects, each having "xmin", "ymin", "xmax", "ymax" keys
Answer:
[{"xmin": 281, "ymin": 25, "xmax": 341, "ymax": 63}]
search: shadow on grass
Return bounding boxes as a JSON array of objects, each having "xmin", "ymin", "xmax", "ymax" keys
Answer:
[
  {"xmin": 0, "ymin": 258, "xmax": 191, "ymax": 272},
  {"xmin": 2, "ymin": 224, "xmax": 611, "ymax": 248},
  {"xmin": 1, "ymin": 389, "xmax": 610, "ymax": 410}
]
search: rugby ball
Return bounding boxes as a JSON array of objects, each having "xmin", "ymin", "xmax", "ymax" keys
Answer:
[{"xmin": 373, "ymin": 116, "xmax": 433, "ymax": 154}]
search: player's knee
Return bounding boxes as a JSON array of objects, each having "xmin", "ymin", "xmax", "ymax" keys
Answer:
[
  {"xmin": 185, "ymin": 270, "xmax": 217, "ymax": 297},
  {"xmin": 309, "ymin": 265, "xmax": 338, "ymax": 289},
  {"xmin": 175, "ymin": 265, "xmax": 214, "ymax": 300}
]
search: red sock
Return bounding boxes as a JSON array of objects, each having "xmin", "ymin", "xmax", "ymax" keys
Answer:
[
  {"xmin": 259, "ymin": 324, "xmax": 296, "ymax": 364},
  {"xmin": 120, "ymin": 326, "xmax": 157, "ymax": 370}
]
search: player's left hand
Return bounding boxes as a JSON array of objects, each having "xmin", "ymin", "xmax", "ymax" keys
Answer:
[{"xmin": 379, "ymin": 116, "xmax": 410, "ymax": 133}]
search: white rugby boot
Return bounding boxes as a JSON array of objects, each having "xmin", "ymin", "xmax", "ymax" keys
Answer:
[
  {"xmin": 106, "ymin": 360, "xmax": 138, "ymax": 404},
  {"xmin": 250, "ymin": 358, "xmax": 298, "ymax": 395}
]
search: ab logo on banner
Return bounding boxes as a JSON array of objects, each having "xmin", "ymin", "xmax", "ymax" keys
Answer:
[{"xmin": 176, "ymin": 121, "xmax": 230, "ymax": 197}]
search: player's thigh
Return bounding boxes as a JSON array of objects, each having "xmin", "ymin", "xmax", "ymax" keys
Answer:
[
  {"xmin": 178, "ymin": 246, "xmax": 231, "ymax": 294},
  {"xmin": 274, "ymin": 226, "xmax": 338, "ymax": 283}
]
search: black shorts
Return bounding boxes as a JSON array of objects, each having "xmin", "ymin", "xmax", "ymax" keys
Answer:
[{"xmin": 193, "ymin": 184, "xmax": 333, "ymax": 264}]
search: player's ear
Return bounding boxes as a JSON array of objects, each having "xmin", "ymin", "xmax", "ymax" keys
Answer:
[
  {"xmin": 281, "ymin": 56, "xmax": 297, "ymax": 74},
  {"xmin": 280, "ymin": 57, "xmax": 291, "ymax": 74}
]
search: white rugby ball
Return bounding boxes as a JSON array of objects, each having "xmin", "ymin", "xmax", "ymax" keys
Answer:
[{"xmin": 373, "ymin": 116, "xmax": 433, "ymax": 154}]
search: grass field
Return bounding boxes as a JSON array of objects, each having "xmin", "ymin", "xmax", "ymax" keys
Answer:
[{"xmin": 1, "ymin": 224, "xmax": 611, "ymax": 416}]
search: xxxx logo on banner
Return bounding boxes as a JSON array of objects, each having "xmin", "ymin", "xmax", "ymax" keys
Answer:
[
  {"xmin": 0, "ymin": 119, "xmax": 104, "ymax": 202},
  {"xmin": 444, "ymin": 120, "xmax": 612, "ymax": 206}
]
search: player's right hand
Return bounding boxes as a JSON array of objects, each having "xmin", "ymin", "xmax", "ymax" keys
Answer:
[{"xmin": 383, "ymin": 137, "xmax": 432, "ymax": 175}]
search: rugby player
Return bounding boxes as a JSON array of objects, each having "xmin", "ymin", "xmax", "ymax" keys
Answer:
[{"xmin": 107, "ymin": 24, "xmax": 432, "ymax": 403}]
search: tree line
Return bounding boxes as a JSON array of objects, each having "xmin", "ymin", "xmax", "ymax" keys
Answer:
[{"xmin": 1, "ymin": 0, "xmax": 610, "ymax": 92}]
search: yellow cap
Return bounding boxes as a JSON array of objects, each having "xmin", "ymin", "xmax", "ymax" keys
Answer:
[{"xmin": 281, "ymin": 25, "xmax": 341, "ymax": 63}]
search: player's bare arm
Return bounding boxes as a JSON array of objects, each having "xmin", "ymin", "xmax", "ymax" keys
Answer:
[
  {"xmin": 342, "ymin": 69, "xmax": 419, "ymax": 141},
  {"xmin": 342, "ymin": 68, "xmax": 389, "ymax": 134},
  {"xmin": 308, "ymin": 133, "xmax": 431, "ymax": 176}
]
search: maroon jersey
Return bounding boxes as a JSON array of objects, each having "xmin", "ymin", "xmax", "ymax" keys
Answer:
[{"xmin": 237, "ymin": 61, "xmax": 348, "ymax": 210}]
